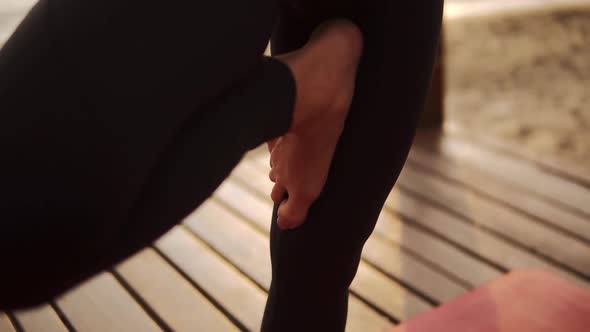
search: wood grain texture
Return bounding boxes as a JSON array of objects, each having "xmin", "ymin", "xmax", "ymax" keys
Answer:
[
  {"xmin": 184, "ymin": 200, "xmax": 394, "ymax": 331},
  {"xmin": 446, "ymin": 127, "xmax": 590, "ymax": 187},
  {"xmin": 242, "ymin": 154, "xmax": 501, "ymax": 288},
  {"xmin": 373, "ymin": 211, "xmax": 501, "ymax": 287},
  {"xmin": 408, "ymin": 146, "xmax": 590, "ymax": 243},
  {"xmin": 384, "ymin": 189, "xmax": 589, "ymax": 288},
  {"xmin": 56, "ymin": 273, "xmax": 161, "ymax": 332},
  {"xmin": 0, "ymin": 0, "xmax": 37, "ymax": 46},
  {"xmin": 350, "ymin": 262, "xmax": 432, "ymax": 321},
  {"xmin": 0, "ymin": 313, "xmax": 15, "ymax": 332},
  {"xmin": 397, "ymin": 165, "xmax": 590, "ymax": 276},
  {"xmin": 216, "ymin": 175, "xmax": 467, "ymax": 305},
  {"xmin": 155, "ymin": 227, "xmax": 267, "ymax": 332},
  {"xmin": 14, "ymin": 305, "xmax": 67, "ymax": 332},
  {"xmin": 422, "ymin": 133, "xmax": 590, "ymax": 216},
  {"xmin": 236, "ymin": 157, "xmax": 468, "ymax": 302},
  {"xmin": 216, "ymin": 176, "xmax": 466, "ymax": 304},
  {"xmin": 116, "ymin": 248, "xmax": 238, "ymax": 332},
  {"xmin": 187, "ymin": 200, "xmax": 427, "ymax": 323}
]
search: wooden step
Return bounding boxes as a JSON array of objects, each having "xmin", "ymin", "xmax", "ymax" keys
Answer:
[
  {"xmin": 56, "ymin": 273, "xmax": 161, "ymax": 332},
  {"xmin": 184, "ymin": 200, "xmax": 394, "ymax": 331},
  {"xmin": 397, "ymin": 164, "xmax": 590, "ymax": 277},
  {"xmin": 186, "ymin": 199, "xmax": 428, "ymax": 323},
  {"xmin": 115, "ymin": 248, "xmax": 238, "ymax": 331},
  {"xmin": 243, "ymin": 154, "xmax": 502, "ymax": 288},
  {"xmin": 239, "ymin": 156, "xmax": 500, "ymax": 289},
  {"xmin": 407, "ymin": 141, "xmax": 590, "ymax": 242},
  {"xmin": 227, "ymin": 157, "xmax": 469, "ymax": 303},
  {"xmin": 416, "ymin": 132, "xmax": 590, "ymax": 217},
  {"xmin": 155, "ymin": 227, "xmax": 267, "ymax": 332},
  {"xmin": 14, "ymin": 305, "xmax": 67, "ymax": 332},
  {"xmin": 0, "ymin": 0, "xmax": 36, "ymax": 47},
  {"xmin": 0, "ymin": 313, "xmax": 15, "ymax": 332}
]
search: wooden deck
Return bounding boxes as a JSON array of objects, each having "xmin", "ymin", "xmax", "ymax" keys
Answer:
[{"xmin": 1, "ymin": 129, "xmax": 589, "ymax": 332}]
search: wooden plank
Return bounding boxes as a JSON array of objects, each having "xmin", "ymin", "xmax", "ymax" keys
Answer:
[
  {"xmin": 345, "ymin": 299, "xmax": 391, "ymax": 332},
  {"xmin": 155, "ymin": 227, "xmax": 267, "ymax": 332},
  {"xmin": 185, "ymin": 200, "xmax": 430, "ymax": 322},
  {"xmin": 14, "ymin": 305, "xmax": 67, "ymax": 332},
  {"xmin": 248, "ymin": 150, "xmax": 588, "ymax": 286},
  {"xmin": 232, "ymin": 158, "xmax": 274, "ymax": 193},
  {"xmin": 184, "ymin": 201, "xmax": 393, "ymax": 330},
  {"xmin": 0, "ymin": 313, "xmax": 15, "ymax": 332},
  {"xmin": 350, "ymin": 261, "xmax": 432, "ymax": 322},
  {"xmin": 185, "ymin": 203, "xmax": 395, "ymax": 332},
  {"xmin": 0, "ymin": 0, "xmax": 37, "ymax": 47},
  {"xmin": 214, "ymin": 178, "xmax": 467, "ymax": 303},
  {"xmin": 361, "ymin": 235, "xmax": 466, "ymax": 302},
  {"xmin": 0, "ymin": 16, "xmax": 22, "ymax": 47},
  {"xmin": 420, "ymin": 132, "xmax": 590, "ymax": 216},
  {"xmin": 236, "ymin": 158, "xmax": 492, "ymax": 290},
  {"xmin": 237, "ymin": 156, "xmax": 501, "ymax": 287},
  {"xmin": 116, "ymin": 248, "xmax": 238, "ymax": 332},
  {"xmin": 185, "ymin": 201, "xmax": 271, "ymax": 288},
  {"xmin": 373, "ymin": 211, "xmax": 501, "ymax": 287},
  {"xmin": 56, "ymin": 273, "xmax": 161, "ymax": 332},
  {"xmin": 245, "ymin": 145, "xmax": 269, "ymax": 160},
  {"xmin": 397, "ymin": 165, "xmax": 590, "ymax": 277},
  {"xmin": 446, "ymin": 125, "xmax": 590, "ymax": 187},
  {"xmin": 384, "ymin": 189, "xmax": 590, "ymax": 288},
  {"xmin": 408, "ymin": 146, "xmax": 590, "ymax": 243},
  {"xmin": 0, "ymin": 0, "xmax": 39, "ymax": 13},
  {"xmin": 213, "ymin": 180, "xmax": 272, "ymax": 231}
]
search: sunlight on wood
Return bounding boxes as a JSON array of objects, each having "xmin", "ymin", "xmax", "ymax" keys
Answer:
[{"xmin": 14, "ymin": 305, "xmax": 66, "ymax": 332}]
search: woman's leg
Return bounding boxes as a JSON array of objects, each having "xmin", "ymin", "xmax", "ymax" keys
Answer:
[
  {"xmin": 262, "ymin": 1, "xmax": 444, "ymax": 330},
  {"xmin": 0, "ymin": 0, "xmax": 292, "ymax": 309}
]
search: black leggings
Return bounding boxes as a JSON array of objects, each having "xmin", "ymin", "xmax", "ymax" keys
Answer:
[{"xmin": 0, "ymin": 0, "xmax": 443, "ymax": 330}]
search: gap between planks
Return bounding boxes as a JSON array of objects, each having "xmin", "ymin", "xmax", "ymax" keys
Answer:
[
  {"xmin": 185, "ymin": 199, "xmax": 431, "ymax": 322},
  {"xmin": 248, "ymin": 149, "xmax": 590, "ymax": 289},
  {"xmin": 417, "ymin": 131, "xmax": 590, "ymax": 217},
  {"xmin": 236, "ymin": 158, "xmax": 503, "ymax": 289},
  {"xmin": 55, "ymin": 273, "xmax": 162, "ymax": 332},
  {"xmin": 115, "ymin": 248, "xmax": 239, "ymax": 332},
  {"xmin": 396, "ymin": 165, "xmax": 590, "ymax": 278},
  {"xmin": 407, "ymin": 146, "xmax": 590, "ymax": 244},
  {"xmin": 182, "ymin": 201, "xmax": 394, "ymax": 331},
  {"xmin": 215, "ymin": 166, "xmax": 468, "ymax": 304},
  {"xmin": 13, "ymin": 304, "xmax": 68, "ymax": 332}
]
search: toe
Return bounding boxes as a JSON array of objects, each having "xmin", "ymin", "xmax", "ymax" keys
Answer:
[
  {"xmin": 277, "ymin": 196, "xmax": 310, "ymax": 229},
  {"xmin": 271, "ymin": 183, "xmax": 286, "ymax": 203}
]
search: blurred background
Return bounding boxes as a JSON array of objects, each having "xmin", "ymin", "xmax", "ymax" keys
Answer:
[
  {"xmin": 2, "ymin": 0, "xmax": 589, "ymax": 170},
  {"xmin": 442, "ymin": 0, "xmax": 590, "ymax": 175}
]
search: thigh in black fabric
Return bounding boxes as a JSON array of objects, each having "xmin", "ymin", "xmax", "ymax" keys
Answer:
[
  {"xmin": 121, "ymin": 57, "xmax": 297, "ymax": 266},
  {"xmin": 0, "ymin": 0, "xmax": 288, "ymax": 309}
]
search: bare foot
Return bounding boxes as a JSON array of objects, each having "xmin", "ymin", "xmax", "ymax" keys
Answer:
[{"xmin": 268, "ymin": 19, "xmax": 363, "ymax": 229}]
